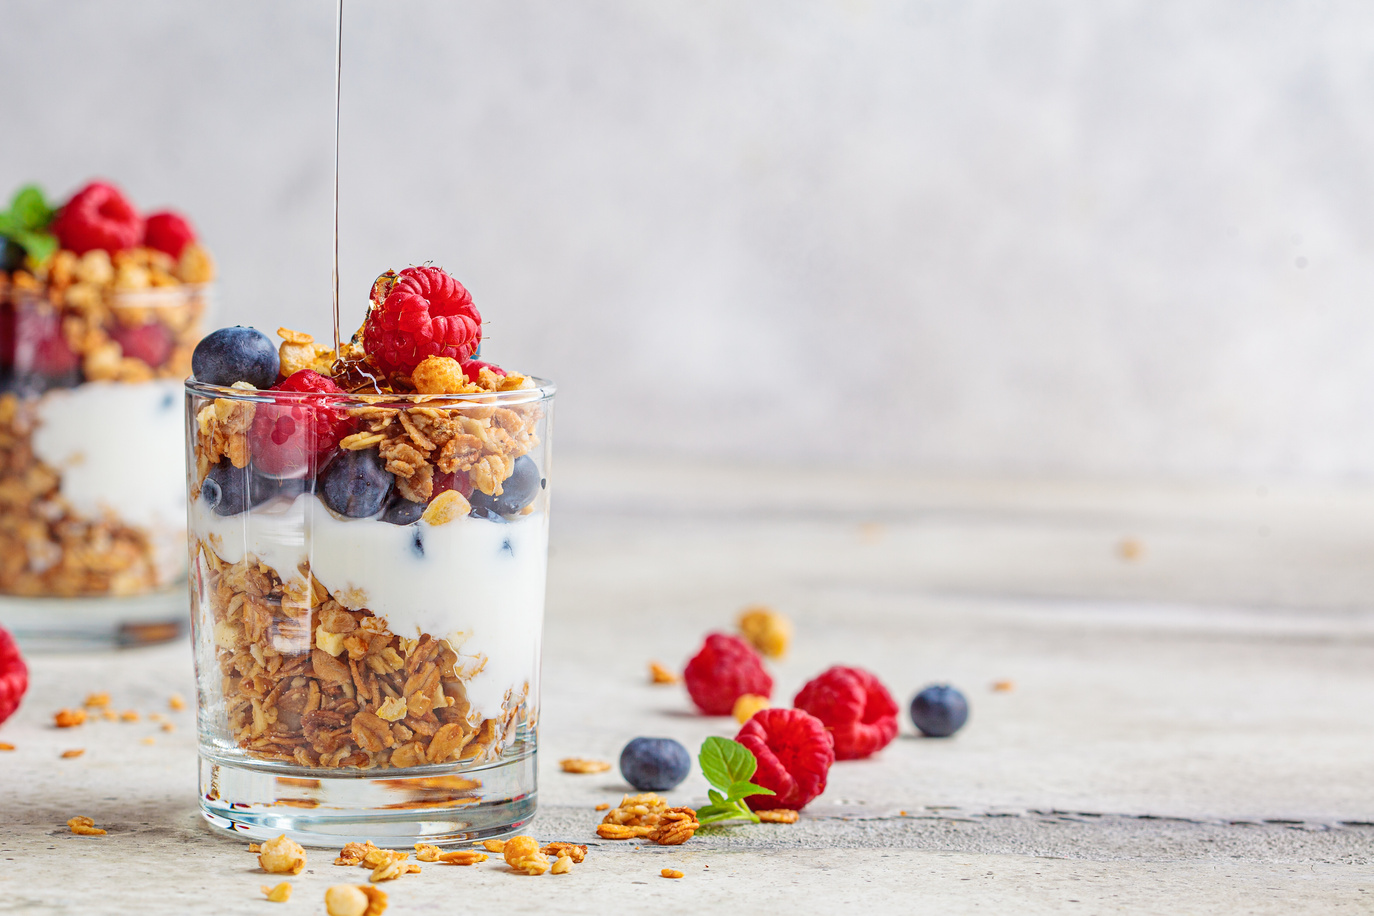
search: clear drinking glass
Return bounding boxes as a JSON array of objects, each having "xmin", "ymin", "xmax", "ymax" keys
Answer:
[
  {"xmin": 0, "ymin": 249, "xmax": 210, "ymax": 648},
  {"xmin": 185, "ymin": 376, "xmax": 554, "ymax": 845}
]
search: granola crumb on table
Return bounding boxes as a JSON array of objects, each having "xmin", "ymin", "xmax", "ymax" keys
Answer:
[
  {"xmin": 66, "ymin": 815, "xmax": 106, "ymax": 836},
  {"xmin": 648, "ymin": 661, "xmax": 680, "ymax": 684},
  {"xmin": 260, "ymin": 882, "xmax": 292, "ymax": 903},
  {"xmin": 53, "ymin": 708, "xmax": 86, "ymax": 728},
  {"xmin": 59, "ymin": 748, "xmax": 84, "ymax": 758},
  {"xmin": 661, "ymin": 868, "xmax": 685, "ymax": 879},
  {"xmin": 597, "ymin": 793, "xmax": 700, "ymax": 845},
  {"xmin": 324, "ymin": 884, "xmax": 387, "ymax": 916},
  {"xmin": 258, "ymin": 834, "xmax": 307, "ymax": 875},
  {"xmin": 559, "ymin": 757, "xmax": 611, "ymax": 774},
  {"xmin": 756, "ymin": 808, "xmax": 800, "ymax": 824}
]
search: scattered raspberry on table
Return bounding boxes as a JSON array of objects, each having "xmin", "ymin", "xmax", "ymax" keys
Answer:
[
  {"xmin": 735, "ymin": 707, "xmax": 834, "ymax": 811},
  {"xmin": 683, "ymin": 633, "xmax": 773, "ymax": 716},
  {"xmin": 793, "ymin": 665, "xmax": 899, "ymax": 760},
  {"xmin": 0, "ymin": 625, "xmax": 29, "ymax": 726}
]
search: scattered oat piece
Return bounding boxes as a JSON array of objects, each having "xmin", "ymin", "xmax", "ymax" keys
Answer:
[
  {"xmin": 756, "ymin": 808, "xmax": 799, "ymax": 824},
  {"xmin": 0, "ymin": 742, "xmax": 14, "ymax": 751},
  {"xmin": 732, "ymin": 692, "xmax": 771, "ymax": 724},
  {"xmin": 258, "ymin": 834, "xmax": 307, "ymax": 875},
  {"xmin": 119, "ymin": 709, "xmax": 140, "ymax": 722},
  {"xmin": 436, "ymin": 850, "xmax": 487, "ymax": 866},
  {"xmin": 66, "ymin": 816, "xmax": 106, "ymax": 836},
  {"xmin": 141, "ymin": 737, "xmax": 156, "ymax": 746},
  {"xmin": 248, "ymin": 843, "xmax": 262, "ymax": 853},
  {"xmin": 324, "ymin": 884, "xmax": 387, "ymax": 916},
  {"xmin": 100, "ymin": 709, "xmax": 117, "ymax": 721},
  {"xmin": 161, "ymin": 721, "xmax": 175, "ymax": 733},
  {"xmin": 148, "ymin": 712, "xmax": 166, "ymax": 723},
  {"xmin": 169, "ymin": 693, "xmax": 187, "ymax": 711},
  {"xmin": 261, "ymin": 882, "xmax": 292, "ymax": 902},
  {"xmin": 369, "ymin": 859, "xmax": 409, "ymax": 883},
  {"xmin": 736, "ymin": 605, "xmax": 792, "ymax": 658},
  {"xmin": 560, "ymin": 757, "xmax": 611, "ymax": 774},
  {"xmin": 649, "ymin": 661, "xmax": 679, "ymax": 685},
  {"xmin": 661, "ymin": 868, "xmax": 684, "ymax": 879},
  {"xmin": 992, "ymin": 680, "xmax": 1015, "ymax": 693},
  {"xmin": 1118, "ymin": 537, "xmax": 1144, "ymax": 561},
  {"xmin": 482, "ymin": 839, "xmax": 506, "ymax": 853},
  {"xmin": 360, "ymin": 846, "xmax": 408, "ymax": 869},
  {"xmin": 502, "ymin": 835, "xmax": 550, "ymax": 875},
  {"xmin": 54, "ymin": 708, "xmax": 86, "ymax": 728},
  {"xmin": 541, "ymin": 843, "xmax": 587, "ymax": 864},
  {"xmin": 551, "ymin": 854, "xmax": 573, "ymax": 875},
  {"xmin": 60, "ymin": 749, "xmax": 85, "ymax": 759},
  {"xmin": 413, "ymin": 843, "xmax": 441, "ymax": 862},
  {"xmin": 83, "ymin": 692, "xmax": 110, "ymax": 709},
  {"xmin": 594, "ymin": 803, "xmax": 610, "ymax": 811}
]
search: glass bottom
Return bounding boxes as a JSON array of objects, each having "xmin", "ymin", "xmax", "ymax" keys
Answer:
[
  {"xmin": 198, "ymin": 749, "xmax": 538, "ymax": 848},
  {"xmin": 0, "ymin": 584, "xmax": 187, "ymax": 651}
]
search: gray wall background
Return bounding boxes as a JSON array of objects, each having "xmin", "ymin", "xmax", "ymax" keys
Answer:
[{"xmin": 3, "ymin": 1, "xmax": 1371, "ymax": 480}]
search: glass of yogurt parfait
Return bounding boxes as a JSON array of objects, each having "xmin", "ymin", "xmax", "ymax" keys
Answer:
[
  {"xmin": 0, "ymin": 181, "xmax": 213, "ymax": 647},
  {"xmin": 187, "ymin": 266, "xmax": 553, "ymax": 845}
]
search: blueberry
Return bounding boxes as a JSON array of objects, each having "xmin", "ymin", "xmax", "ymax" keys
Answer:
[
  {"xmin": 382, "ymin": 497, "xmax": 424, "ymax": 526},
  {"xmin": 618, "ymin": 737, "xmax": 691, "ymax": 792},
  {"xmin": 320, "ymin": 448, "xmax": 393, "ymax": 518},
  {"xmin": 468, "ymin": 506, "xmax": 506, "ymax": 522},
  {"xmin": 200, "ymin": 460, "xmax": 275, "ymax": 516},
  {"xmin": 468, "ymin": 456, "xmax": 541, "ymax": 516},
  {"xmin": 0, "ymin": 237, "xmax": 25, "ymax": 272},
  {"xmin": 909, "ymin": 684, "xmax": 968, "ymax": 738},
  {"xmin": 192, "ymin": 326, "xmax": 279, "ymax": 388}
]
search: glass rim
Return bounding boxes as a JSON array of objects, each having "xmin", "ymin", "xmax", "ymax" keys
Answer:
[{"xmin": 184, "ymin": 374, "xmax": 556, "ymax": 406}]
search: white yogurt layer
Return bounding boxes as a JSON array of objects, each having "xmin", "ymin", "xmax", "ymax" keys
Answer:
[
  {"xmin": 193, "ymin": 494, "xmax": 547, "ymax": 723},
  {"xmin": 32, "ymin": 380, "xmax": 187, "ymax": 581}
]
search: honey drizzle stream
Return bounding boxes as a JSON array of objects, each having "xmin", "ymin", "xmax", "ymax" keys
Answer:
[{"xmin": 331, "ymin": 0, "xmax": 343, "ymax": 357}]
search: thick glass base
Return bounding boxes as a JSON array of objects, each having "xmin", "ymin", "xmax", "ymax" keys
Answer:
[
  {"xmin": 0, "ymin": 585, "xmax": 187, "ymax": 652},
  {"xmin": 198, "ymin": 749, "xmax": 538, "ymax": 848}
]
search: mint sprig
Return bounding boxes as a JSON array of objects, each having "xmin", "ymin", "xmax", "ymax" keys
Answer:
[
  {"xmin": 694, "ymin": 736, "xmax": 774, "ymax": 825},
  {"xmin": 0, "ymin": 185, "xmax": 58, "ymax": 265}
]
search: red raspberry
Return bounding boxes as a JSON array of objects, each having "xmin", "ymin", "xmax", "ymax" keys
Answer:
[
  {"xmin": 0, "ymin": 307, "xmax": 79, "ymax": 377},
  {"xmin": 249, "ymin": 370, "xmax": 353, "ymax": 477},
  {"xmin": 433, "ymin": 469, "xmax": 474, "ymax": 499},
  {"xmin": 109, "ymin": 322, "xmax": 173, "ymax": 368},
  {"xmin": 683, "ymin": 633, "xmax": 772, "ymax": 716},
  {"xmin": 363, "ymin": 266, "xmax": 482, "ymax": 376},
  {"xmin": 460, "ymin": 359, "xmax": 506, "ymax": 383},
  {"xmin": 142, "ymin": 210, "xmax": 197, "ymax": 259},
  {"xmin": 793, "ymin": 666, "xmax": 899, "ymax": 760},
  {"xmin": 0, "ymin": 625, "xmax": 28, "ymax": 726},
  {"xmin": 735, "ymin": 707, "xmax": 834, "ymax": 811},
  {"xmin": 51, "ymin": 181, "xmax": 143, "ymax": 255}
]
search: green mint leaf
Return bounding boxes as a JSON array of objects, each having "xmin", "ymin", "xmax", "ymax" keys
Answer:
[
  {"xmin": 707, "ymin": 789, "xmax": 728, "ymax": 808},
  {"xmin": 694, "ymin": 804, "xmax": 737, "ymax": 825},
  {"xmin": 730, "ymin": 780, "xmax": 775, "ymax": 799},
  {"xmin": 699, "ymin": 736, "xmax": 757, "ymax": 794},
  {"xmin": 9, "ymin": 185, "xmax": 53, "ymax": 231}
]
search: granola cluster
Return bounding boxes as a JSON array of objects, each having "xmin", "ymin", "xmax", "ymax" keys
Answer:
[
  {"xmin": 197, "ymin": 547, "xmax": 529, "ymax": 770},
  {"xmin": 0, "ymin": 246, "xmax": 210, "ymax": 597},
  {"xmin": 596, "ymin": 793, "xmax": 701, "ymax": 845}
]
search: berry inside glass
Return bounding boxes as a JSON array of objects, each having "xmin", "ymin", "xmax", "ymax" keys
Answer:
[{"xmin": 186, "ymin": 266, "xmax": 554, "ymax": 845}]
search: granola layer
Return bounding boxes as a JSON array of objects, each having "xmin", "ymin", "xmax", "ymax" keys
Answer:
[{"xmin": 196, "ymin": 541, "xmax": 529, "ymax": 770}]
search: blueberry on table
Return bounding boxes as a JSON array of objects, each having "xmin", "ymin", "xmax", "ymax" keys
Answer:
[
  {"xmin": 200, "ymin": 460, "xmax": 275, "ymax": 516},
  {"xmin": 619, "ymin": 737, "xmax": 691, "ymax": 791},
  {"xmin": 192, "ymin": 326, "xmax": 280, "ymax": 388},
  {"xmin": 909, "ymin": 684, "xmax": 968, "ymax": 738},
  {"xmin": 381, "ymin": 497, "xmax": 424, "ymax": 526},
  {"xmin": 320, "ymin": 448, "xmax": 393, "ymax": 518},
  {"xmin": 468, "ymin": 455, "xmax": 541, "ymax": 516}
]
